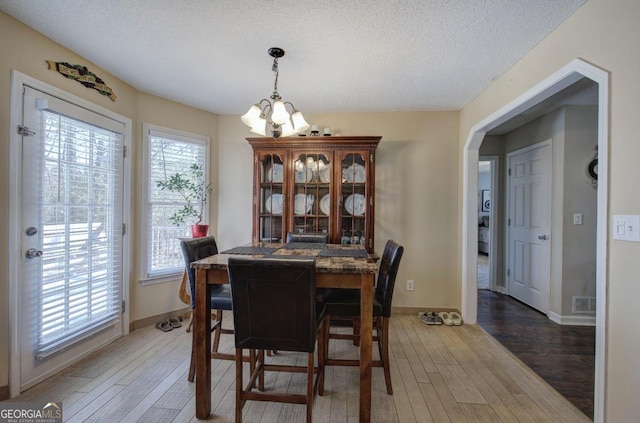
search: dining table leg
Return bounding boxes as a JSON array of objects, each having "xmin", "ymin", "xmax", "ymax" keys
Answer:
[
  {"xmin": 359, "ymin": 272, "xmax": 374, "ymax": 423},
  {"xmin": 195, "ymin": 267, "xmax": 212, "ymax": 419}
]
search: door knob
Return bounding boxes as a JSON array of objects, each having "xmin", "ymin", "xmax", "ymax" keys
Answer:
[
  {"xmin": 25, "ymin": 248, "xmax": 43, "ymax": 259},
  {"xmin": 538, "ymin": 235, "xmax": 548, "ymax": 240}
]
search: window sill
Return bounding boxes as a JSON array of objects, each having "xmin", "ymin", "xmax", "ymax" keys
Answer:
[{"xmin": 139, "ymin": 272, "xmax": 182, "ymax": 286}]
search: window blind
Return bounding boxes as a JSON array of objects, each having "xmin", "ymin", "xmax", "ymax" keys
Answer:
[
  {"xmin": 37, "ymin": 110, "xmax": 124, "ymax": 359},
  {"xmin": 146, "ymin": 129, "xmax": 207, "ymax": 278}
]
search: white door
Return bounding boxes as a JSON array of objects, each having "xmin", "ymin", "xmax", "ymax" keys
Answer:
[
  {"xmin": 507, "ymin": 142, "xmax": 551, "ymax": 313},
  {"xmin": 19, "ymin": 86, "xmax": 125, "ymax": 390}
]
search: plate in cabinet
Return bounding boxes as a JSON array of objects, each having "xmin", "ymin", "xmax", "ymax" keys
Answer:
[
  {"xmin": 265, "ymin": 163, "xmax": 283, "ymax": 183},
  {"xmin": 343, "ymin": 163, "xmax": 365, "ymax": 183},
  {"xmin": 345, "ymin": 193, "xmax": 365, "ymax": 216},
  {"xmin": 320, "ymin": 194, "xmax": 330, "ymax": 215},
  {"xmin": 264, "ymin": 193, "xmax": 283, "ymax": 214},
  {"xmin": 294, "ymin": 194, "xmax": 314, "ymax": 215}
]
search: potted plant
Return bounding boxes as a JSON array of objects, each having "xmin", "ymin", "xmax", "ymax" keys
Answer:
[{"xmin": 157, "ymin": 163, "xmax": 213, "ymax": 238}]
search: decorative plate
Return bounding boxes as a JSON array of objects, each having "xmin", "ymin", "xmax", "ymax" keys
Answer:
[
  {"xmin": 295, "ymin": 168, "xmax": 314, "ymax": 183},
  {"xmin": 264, "ymin": 193, "xmax": 283, "ymax": 214},
  {"xmin": 343, "ymin": 163, "xmax": 366, "ymax": 183},
  {"xmin": 265, "ymin": 163, "xmax": 283, "ymax": 183},
  {"xmin": 345, "ymin": 193, "xmax": 365, "ymax": 216},
  {"xmin": 319, "ymin": 167, "xmax": 331, "ymax": 183},
  {"xmin": 320, "ymin": 194, "xmax": 330, "ymax": 215},
  {"xmin": 294, "ymin": 194, "xmax": 314, "ymax": 215}
]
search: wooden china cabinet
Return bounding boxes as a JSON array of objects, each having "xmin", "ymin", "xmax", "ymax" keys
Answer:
[{"xmin": 247, "ymin": 136, "xmax": 381, "ymax": 253}]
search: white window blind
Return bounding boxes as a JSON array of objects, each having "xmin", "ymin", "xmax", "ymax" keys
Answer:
[
  {"xmin": 145, "ymin": 128, "xmax": 208, "ymax": 278},
  {"xmin": 37, "ymin": 110, "xmax": 124, "ymax": 358}
]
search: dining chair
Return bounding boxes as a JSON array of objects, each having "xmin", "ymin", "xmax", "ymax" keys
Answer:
[
  {"xmin": 180, "ymin": 236, "xmax": 252, "ymax": 382},
  {"xmin": 319, "ymin": 239, "xmax": 404, "ymax": 395},
  {"xmin": 227, "ymin": 257, "xmax": 327, "ymax": 423}
]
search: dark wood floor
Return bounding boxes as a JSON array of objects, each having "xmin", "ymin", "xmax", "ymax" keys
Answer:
[{"xmin": 477, "ymin": 289, "xmax": 595, "ymax": 420}]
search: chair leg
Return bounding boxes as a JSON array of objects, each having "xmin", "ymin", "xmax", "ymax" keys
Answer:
[
  {"xmin": 381, "ymin": 317, "xmax": 393, "ymax": 395},
  {"xmin": 306, "ymin": 352, "xmax": 314, "ymax": 423},
  {"xmin": 235, "ymin": 348, "xmax": 243, "ymax": 423},
  {"xmin": 319, "ymin": 315, "xmax": 331, "ymax": 395},
  {"xmin": 317, "ymin": 318, "xmax": 325, "ymax": 396},
  {"xmin": 258, "ymin": 349, "xmax": 265, "ymax": 391},
  {"xmin": 212, "ymin": 309, "xmax": 223, "ymax": 353},
  {"xmin": 188, "ymin": 329, "xmax": 196, "ymax": 382}
]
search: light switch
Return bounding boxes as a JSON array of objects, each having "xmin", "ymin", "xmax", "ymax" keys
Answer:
[{"xmin": 612, "ymin": 215, "xmax": 640, "ymax": 242}]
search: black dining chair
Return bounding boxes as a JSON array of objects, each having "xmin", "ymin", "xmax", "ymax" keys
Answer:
[
  {"xmin": 227, "ymin": 257, "xmax": 327, "ymax": 423},
  {"xmin": 319, "ymin": 239, "xmax": 404, "ymax": 395},
  {"xmin": 181, "ymin": 236, "xmax": 249, "ymax": 382},
  {"xmin": 286, "ymin": 232, "xmax": 331, "ymax": 304}
]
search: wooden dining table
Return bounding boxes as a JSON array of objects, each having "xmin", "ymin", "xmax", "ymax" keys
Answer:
[{"xmin": 191, "ymin": 242, "xmax": 378, "ymax": 422}]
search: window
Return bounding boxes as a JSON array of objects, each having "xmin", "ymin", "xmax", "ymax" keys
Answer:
[{"xmin": 142, "ymin": 124, "xmax": 210, "ymax": 281}]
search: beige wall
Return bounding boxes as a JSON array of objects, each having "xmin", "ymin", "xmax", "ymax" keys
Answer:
[
  {"xmin": 217, "ymin": 112, "xmax": 461, "ymax": 309},
  {"xmin": 0, "ymin": 12, "xmax": 218, "ymax": 389},
  {"xmin": 4, "ymin": 0, "xmax": 639, "ymax": 418},
  {"xmin": 460, "ymin": 0, "xmax": 640, "ymax": 419}
]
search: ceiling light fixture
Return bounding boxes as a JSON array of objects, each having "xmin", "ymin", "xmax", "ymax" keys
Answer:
[{"xmin": 241, "ymin": 47, "xmax": 309, "ymax": 139}]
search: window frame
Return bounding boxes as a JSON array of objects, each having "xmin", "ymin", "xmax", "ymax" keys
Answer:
[{"xmin": 140, "ymin": 123, "xmax": 211, "ymax": 284}]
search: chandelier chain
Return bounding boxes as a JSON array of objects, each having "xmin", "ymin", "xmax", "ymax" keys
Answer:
[{"xmin": 271, "ymin": 58, "xmax": 280, "ymax": 99}]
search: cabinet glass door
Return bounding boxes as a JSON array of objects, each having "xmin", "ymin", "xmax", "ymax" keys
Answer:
[
  {"xmin": 291, "ymin": 152, "xmax": 331, "ymax": 236},
  {"xmin": 258, "ymin": 153, "xmax": 285, "ymax": 242},
  {"xmin": 339, "ymin": 152, "xmax": 368, "ymax": 247}
]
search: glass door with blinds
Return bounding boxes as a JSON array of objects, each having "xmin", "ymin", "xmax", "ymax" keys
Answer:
[{"xmin": 19, "ymin": 86, "xmax": 126, "ymax": 390}]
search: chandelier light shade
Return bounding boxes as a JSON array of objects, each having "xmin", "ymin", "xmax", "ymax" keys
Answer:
[{"xmin": 241, "ymin": 47, "xmax": 309, "ymax": 139}]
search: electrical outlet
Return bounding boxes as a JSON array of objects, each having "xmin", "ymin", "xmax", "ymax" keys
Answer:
[{"xmin": 407, "ymin": 280, "xmax": 414, "ymax": 291}]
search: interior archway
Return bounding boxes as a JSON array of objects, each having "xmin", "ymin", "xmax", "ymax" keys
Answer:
[{"xmin": 461, "ymin": 58, "xmax": 608, "ymax": 422}]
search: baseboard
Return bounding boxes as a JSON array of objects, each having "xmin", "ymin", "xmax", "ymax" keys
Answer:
[
  {"xmin": 129, "ymin": 307, "xmax": 191, "ymax": 332},
  {"xmin": 391, "ymin": 306, "xmax": 460, "ymax": 316},
  {"xmin": 548, "ymin": 311, "xmax": 596, "ymax": 326},
  {"xmin": 0, "ymin": 384, "xmax": 8, "ymax": 401},
  {"xmin": 494, "ymin": 286, "xmax": 507, "ymax": 294}
]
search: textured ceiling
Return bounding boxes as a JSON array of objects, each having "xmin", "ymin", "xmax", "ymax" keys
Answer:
[{"xmin": 0, "ymin": 0, "xmax": 586, "ymax": 115}]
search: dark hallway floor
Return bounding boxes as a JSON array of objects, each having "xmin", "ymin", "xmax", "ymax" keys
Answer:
[{"xmin": 477, "ymin": 289, "xmax": 595, "ymax": 420}]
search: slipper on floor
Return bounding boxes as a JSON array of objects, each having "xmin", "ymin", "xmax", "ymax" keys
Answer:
[
  {"xmin": 168, "ymin": 318, "xmax": 182, "ymax": 328},
  {"xmin": 156, "ymin": 320, "xmax": 173, "ymax": 332},
  {"xmin": 450, "ymin": 312, "xmax": 463, "ymax": 326},
  {"xmin": 438, "ymin": 311, "xmax": 454, "ymax": 326}
]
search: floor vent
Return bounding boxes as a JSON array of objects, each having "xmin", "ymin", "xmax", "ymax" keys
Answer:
[{"xmin": 572, "ymin": 296, "xmax": 596, "ymax": 314}]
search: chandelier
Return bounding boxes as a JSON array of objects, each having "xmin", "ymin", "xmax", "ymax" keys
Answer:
[{"xmin": 241, "ymin": 47, "xmax": 309, "ymax": 139}]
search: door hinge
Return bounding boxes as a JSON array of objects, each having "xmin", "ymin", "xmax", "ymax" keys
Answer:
[
  {"xmin": 17, "ymin": 125, "xmax": 36, "ymax": 136},
  {"xmin": 122, "ymin": 300, "xmax": 126, "ymax": 314},
  {"xmin": 508, "ymin": 218, "xmax": 511, "ymax": 226},
  {"xmin": 122, "ymin": 223, "xmax": 127, "ymax": 235},
  {"xmin": 507, "ymin": 269, "xmax": 510, "ymax": 276},
  {"xmin": 123, "ymin": 145, "xmax": 127, "ymax": 158},
  {"xmin": 508, "ymin": 168, "xmax": 512, "ymax": 176}
]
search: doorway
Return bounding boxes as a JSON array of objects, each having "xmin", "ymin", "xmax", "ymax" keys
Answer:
[
  {"xmin": 462, "ymin": 59, "xmax": 608, "ymax": 422},
  {"xmin": 477, "ymin": 157, "xmax": 498, "ymax": 292},
  {"xmin": 9, "ymin": 71, "xmax": 132, "ymax": 396}
]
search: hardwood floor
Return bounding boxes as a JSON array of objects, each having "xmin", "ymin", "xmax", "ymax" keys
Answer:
[
  {"xmin": 4, "ymin": 315, "xmax": 591, "ymax": 422},
  {"xmin": 477, "ymin": 289, "xmax": 595, "ymax": 420}
]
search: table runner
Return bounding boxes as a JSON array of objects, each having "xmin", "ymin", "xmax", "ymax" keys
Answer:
[{"xmin": 221, "ymin": 246, "xmax": 279, "ymax": 255}]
